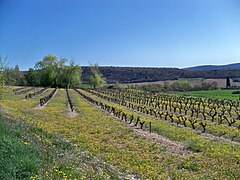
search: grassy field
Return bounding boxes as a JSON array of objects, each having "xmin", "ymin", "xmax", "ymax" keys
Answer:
[
  {"xmin": 0, "ymin": 116, "xmax": 41, "ymax": 179},
  {"xmin": 0, "ymin": 87, "xmax": 240, "ymax": 179},
  {"xmin": 177, "ymin": 78, "xmax": 189, "ymax": 84},
  {"xmin": 177, "ymin": 89, "xmax": 240, "ymax": 100}
]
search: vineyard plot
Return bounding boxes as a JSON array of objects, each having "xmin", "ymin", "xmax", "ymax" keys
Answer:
[
  {"xmin": 15, "ymin": 87, "xmax": 37, "ymax": 95},
  {"xmin": 25, "ymin": 88, "xmax": 48, "ymax": 99},
  {"xmin": 0, "ymin": 87, "xmax": 240, "ymax": 179},
  {"xmin": 39, "ymin": 88, "xmax": 58, "ymax": 107},
  {"xmin": 85, "ymin": 89, "xmax": 240, "ymax": 142}
]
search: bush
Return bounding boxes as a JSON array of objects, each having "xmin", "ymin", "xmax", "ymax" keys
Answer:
[{"xmin": 232, "ymin": 91, "xmax": 240, "ymax": 94}]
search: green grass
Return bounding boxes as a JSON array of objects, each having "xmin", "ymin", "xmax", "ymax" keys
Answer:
[
  {"xmin": 1, "ymin": 87, "xmax": 240, "ymax": 179},
  {"xmin": 177, "ymin": 78, "xmax": 189, "ymax": 84},
  {"xmin": 0, "ymin": 117, "xmax": 41, "ymax": 180},
  {"xmin": 177, "ymin": 89, "xmax": 240, "ymax": 100},
  {"xmin": 78, "ymin": 89, "xmax": 240, "ymax": 178}
]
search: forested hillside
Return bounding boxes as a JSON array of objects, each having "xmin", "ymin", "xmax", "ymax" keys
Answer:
[
  {"xmin": 82, "ymin": 67, "xmax": 240, "ymax": 84},
  {"xmin": 81, "ymin": 67, "xmax": 182, "ymax": 83},
  {"xmin": 19, "ymin": 67, "xmax": 240, "ymax": 84}
]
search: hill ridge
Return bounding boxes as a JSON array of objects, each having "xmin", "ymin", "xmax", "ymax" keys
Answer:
[{"xmin": 184, "ymin": 62, "xmax": 240, "ymax": 71}]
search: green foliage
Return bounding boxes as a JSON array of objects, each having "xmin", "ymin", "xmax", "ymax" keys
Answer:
[
  {"xmin": 25, "ymin": 68, "xmax": 38, "ymax": 86},
  {"xmin": 232, "ymin": 91, "xmax": 240, "ymax": 94},
  {"xmin": 0, "ymin": 56, "xmax": 25, "ymax": 86},
  {"xmin": 178, "ymin": 89, "xmax": 240, "ymax": 100},
  {"xmin": 136, "ymin": 81, "xmax": 218, "ymax": 93},
  {"xmin": 177, "ymin": 78, "xmax": 189, "ymax": 84},
  {"xmin": 1, "ymin": 87, "xmax": 240, "ymax": 179},
  {"xmin": 0, "ymin": 60, "xmax": 26, "ymax": 86},
  {"xmin": 35, "ymin": 54, "xmax": 58, "ymax": 87},
  {"xmin": 34, "ymin": 54, "xmax": 82, "ymax": 88},
  {"xmin": 60, "ymin": 60, "xmax": 82, "ymax": 88},
  {"xmin": 0, "ymin": 55, "xmax": 7, "ymax": 86},
  {"xmin": 0, "ymin": 53, "xmax": 82, "ymax": 87},
  {"xmin": 5, "ymin": 66, "xmax": 26, "ymax": 86},
  {"xmin": 81, "ymin": 66, "xmax": 240, "ymax": 84},
  {"xmin": 185, "ymin": 140, "xmax": 203, "ymax": 152},
  {"xmin": 179, "ymin": 159, "xmax": 202, "ymax": 171},
  {"xmin": 107, "ymin": 83, "xmax": 128, "ymax": 89},
  {"xmin": 88, "ymin": 63, "xmax": 106, "ymax": 89},
  {"xmin": 0, "ymin": 118, "xmax": 40, "ymax": 179}
]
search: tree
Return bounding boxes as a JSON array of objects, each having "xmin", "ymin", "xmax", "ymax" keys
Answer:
[
  {"xmin": 61, "ymin": 60, "xmax": 82, "ymax": 88},
  {"xmin": 0, "ymin": 58, "xmax": 26, "ymax": 86},
  {"xmin": 55, "ymin": 57, "xmax": 68, "ymax": 87},
  {"xmin": 226, "ymin": 76, "xmax": 231, "ymax": 87},
  {"xmin": 88, "ymin": 63, "xmax": 106, "ymax": 89},
  {"xmin": 0, "ymin": 55, "xmax": 7, "ymax": 86},
  {"xmin": 34, "ymin": 55, "xmax": 82, "ymax": 88},
  {"xmin": 14, "ymin": 65, "xmax": 20, "ymax": 71},
  {"xmin": 5, "ymin": 64, "xmax": 24, "ymax": 86},
  {"xmin": 25, "ymin": 68, "xmax": 38, "ymax": 86},
  {"xmin": 35, "ymin": 54, "xmax": 58, "ymax": 87}
]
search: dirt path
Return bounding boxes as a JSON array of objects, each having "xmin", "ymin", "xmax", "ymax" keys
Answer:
[{"xmin": 67, "ymin": 103, "xmax": 78, "ymax": 118}]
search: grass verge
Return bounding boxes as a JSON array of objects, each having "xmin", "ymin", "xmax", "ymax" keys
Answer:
[
  {"xmin": 177, "ymin": 89, "xmax": 240, "ymax": 100},
  {"xmin": 0, "ymin": 116, "xmax": 41, "ymax": 180}
]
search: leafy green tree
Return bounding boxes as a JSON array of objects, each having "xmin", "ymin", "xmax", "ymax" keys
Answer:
[
  {"xmin": 34, "ymin": 55, "xmax": 82, "ymax": 88},
  {"xmin": 55, "ymin": 57, "xmax": 68, "ymax": 87},
  {"xmin": 62, "ymin": 60, "xmax": 82, "ymax": 88},
  {"xmin": 35, "ymin": 54, "xmax": 58, "ymax": 87},
  {"xmin": 88, "ymin": 63, "xmax": 106, "ymax": 89},
  {"xmin": 25, "ymin": 68, "xmax": 38, "ymax": 86},
  {"xmin": 0, "ymin": 55, "xmax": 7, "ymax": 86},
  {"xmin": 6, "ymin": 64, "xmax": 24, "ymax": 85},
  {"xmin": 0, "ymin": 57, "xmax": 25, "ymax": 86},
  {"xmin": 15, "ymin": 65, "xmax": 24, "ymax": 84}
]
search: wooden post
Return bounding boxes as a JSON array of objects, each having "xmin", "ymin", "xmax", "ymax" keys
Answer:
[{"xmin": 149, "ymin": 122, "xmax": 152, "ymax": 133}]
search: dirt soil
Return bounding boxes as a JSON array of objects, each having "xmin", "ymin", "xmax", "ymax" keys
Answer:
[{"xmin": 67, "ymin": 103, "xmax": 78, "ymax": 118}]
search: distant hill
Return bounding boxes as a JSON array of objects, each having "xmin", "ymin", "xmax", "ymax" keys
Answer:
[
  {"xmin": 81, "ymin": 66, "xmax": 182, "ymax": 83},
  {"xmin": 184, "ymin": 63, "xmax": 240, "ymax": 71},
  {"xmin": 21, "ymin": 65, "xmax": 240, "ymax": 84},
  {"xmin": 81, "ymin": 66, "xmax": 240, "ymax": 84}
]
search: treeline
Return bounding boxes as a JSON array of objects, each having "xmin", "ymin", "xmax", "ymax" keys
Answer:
[
  {"xmin": 182, "ymin": 69, "xmax": 240, "ymax": 79},
  {"xmin": 82, "ymin": 67, "xmax": 240, "ymax": 84},
  {"xmin": 1, "ymin": 54, "xmax": 105, "ymax": 88},
  {"xmin": 6, "ymin": 66, "xmax": 240, "ymax": 85},
  {"xmin": 25, "ymin": 54, "xmax": 82, "ymax": 88},
  {"xmin": 81, "ymin": 67, "xmax": 181, "ymax": 83},
  {"xmin": 134, "ymin": 81, "xmax": 218, "ymax": 93},
  {"xmin": 2, "ymin": 54, "xmax": 240, "ymax": 86}
]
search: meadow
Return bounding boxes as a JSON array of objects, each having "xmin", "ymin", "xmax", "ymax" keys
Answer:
[
  {"xmin": 178, "ymin": 89, "xmax": 240, "ymax": 100},
  {"xmin": 0, "ymin": 86, "xmax": 240, "ymax": 179}
]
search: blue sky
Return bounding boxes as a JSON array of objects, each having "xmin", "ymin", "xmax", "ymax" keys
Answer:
[{"xmin": 0, "ymin": 0, "xmax": 240, "ymax": 70}]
